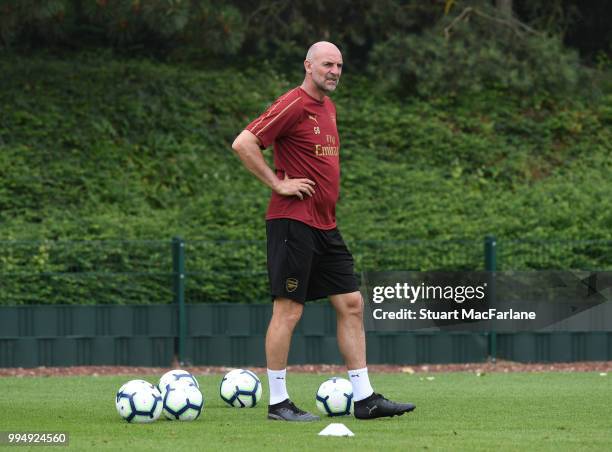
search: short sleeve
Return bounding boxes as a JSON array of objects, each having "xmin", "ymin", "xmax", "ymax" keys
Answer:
[{"xmin": 246, "ymin": 89, "xmax": 302, "ymax": 149}]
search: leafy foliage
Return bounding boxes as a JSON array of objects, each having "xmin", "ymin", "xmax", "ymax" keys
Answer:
[
  {"xmin": 369, "ymin": 3, "xmax": 585, "ymax": 98},
  {"xmin": 2, "ymin": 1, "xmax": 610, "ymax": 66},
  {"xmin": 0, "ymin": 52, "xmax": 610, "ymax": 304},
  {"xmin": 0, "ymin": 0, "xmax": 246, "ymax": 55}
]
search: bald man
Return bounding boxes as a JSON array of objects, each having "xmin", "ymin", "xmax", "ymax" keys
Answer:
[{"xmin": 232, "ymin": 42, "xmax": 415, "ymax": 421}]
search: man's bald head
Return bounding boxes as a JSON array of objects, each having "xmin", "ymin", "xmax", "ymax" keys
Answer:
[
  {"xmin": 306, "ymin": 41, "xmax": 342, "ymax": 62},
  {"xmin": 303, "ymin": 41, "xmax": 343, "ymax": 97}
]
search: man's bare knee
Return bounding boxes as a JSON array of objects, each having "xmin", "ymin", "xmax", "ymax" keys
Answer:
[
  {"xmin": 331, "ymin": 292, "xmax": 363, "ymax": 317},
  {"xmin": 271, "ymin": 298, "xmax": 304, "ymax": 327}
]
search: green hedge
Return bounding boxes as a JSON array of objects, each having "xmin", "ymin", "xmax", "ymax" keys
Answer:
[{"xmin": 0, "ymin": 53, "xmax": 610, "ymax": 304}]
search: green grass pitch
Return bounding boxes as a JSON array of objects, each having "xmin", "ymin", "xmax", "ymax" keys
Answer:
[{"xmin": 0, "ymin": 372, "xmax": 610, "ymax": 451}]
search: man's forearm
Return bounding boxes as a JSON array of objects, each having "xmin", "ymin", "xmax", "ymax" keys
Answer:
[
  {"xmin": 232, "ymin": 131, "xmax": 279, "ymax": 192},
  {"xmin": 234, "ymin": 145, "xmax": 280, "ymax": 191},
  {"xmin": 232, "ymin": 130, "xmax": 315, "ymax": 200}
]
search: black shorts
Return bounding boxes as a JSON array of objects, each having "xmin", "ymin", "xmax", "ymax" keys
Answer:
[{"xmin": 266, "ymin": 218, "xmax": 359, "ymax": 304}]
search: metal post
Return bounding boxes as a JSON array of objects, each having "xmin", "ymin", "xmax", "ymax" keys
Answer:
[
  {"xmin": 172, "ymin": 237, "xmax": 186, "ymax": 364},
  {"xmin": 485, "ymin": 235, "xmax": 497, "ymax": 272},
  {"xmin": 485, "ymin": 235, "xmax": 497, "ymax": 363}
]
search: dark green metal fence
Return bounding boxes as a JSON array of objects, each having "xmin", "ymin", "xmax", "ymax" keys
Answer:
[
  {"xmin": 1, "ymin": 237, "xmax": 611, "ymax": 367},
  {"xmin": 1, "ymin": 303, "xmax": 611, "ymax": 367}
]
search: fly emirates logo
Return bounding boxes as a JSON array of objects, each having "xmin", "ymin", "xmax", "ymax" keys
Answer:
[{"xmin": 314, "ymin": 134, "xmax": 339, "ymax": 157}]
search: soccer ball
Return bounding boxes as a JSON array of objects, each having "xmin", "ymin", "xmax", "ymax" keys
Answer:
[
  {"xmin": 158, "ymin": 369, "xmax": 199, "ymax": 393},
  {"xmin": 315, "ymin": 377, "xmax": 353, "ymax": 416},
  {"xmin": 115, "ymin": 379, "xmax": 163, "ymax": 423},
  {"xmin": 161, "ymin": 381, "xmax": 204, "ymax": 421},
  {"xmin": 219, "ymin": 369, "xmax": 262, "ymax": 408}
]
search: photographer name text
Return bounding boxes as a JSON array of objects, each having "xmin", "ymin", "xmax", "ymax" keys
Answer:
[{"xmin": 372, "ymin": 308, "xmax": 536, "ymax": 320}]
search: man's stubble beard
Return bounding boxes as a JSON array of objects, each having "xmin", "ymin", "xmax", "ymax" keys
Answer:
[{"xmin": 314, "ymin": 77, "xmax": 339, "ymax": 94}]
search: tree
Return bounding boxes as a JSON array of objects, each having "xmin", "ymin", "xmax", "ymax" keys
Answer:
[{"xmin": 496, "ymin": 0, "xmax": 513, "ymax": 18}]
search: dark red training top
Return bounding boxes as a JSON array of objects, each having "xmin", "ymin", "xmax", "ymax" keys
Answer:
[{"xmin": 246, "ymin": 87, "xmax": 341, "ymax": 230}]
